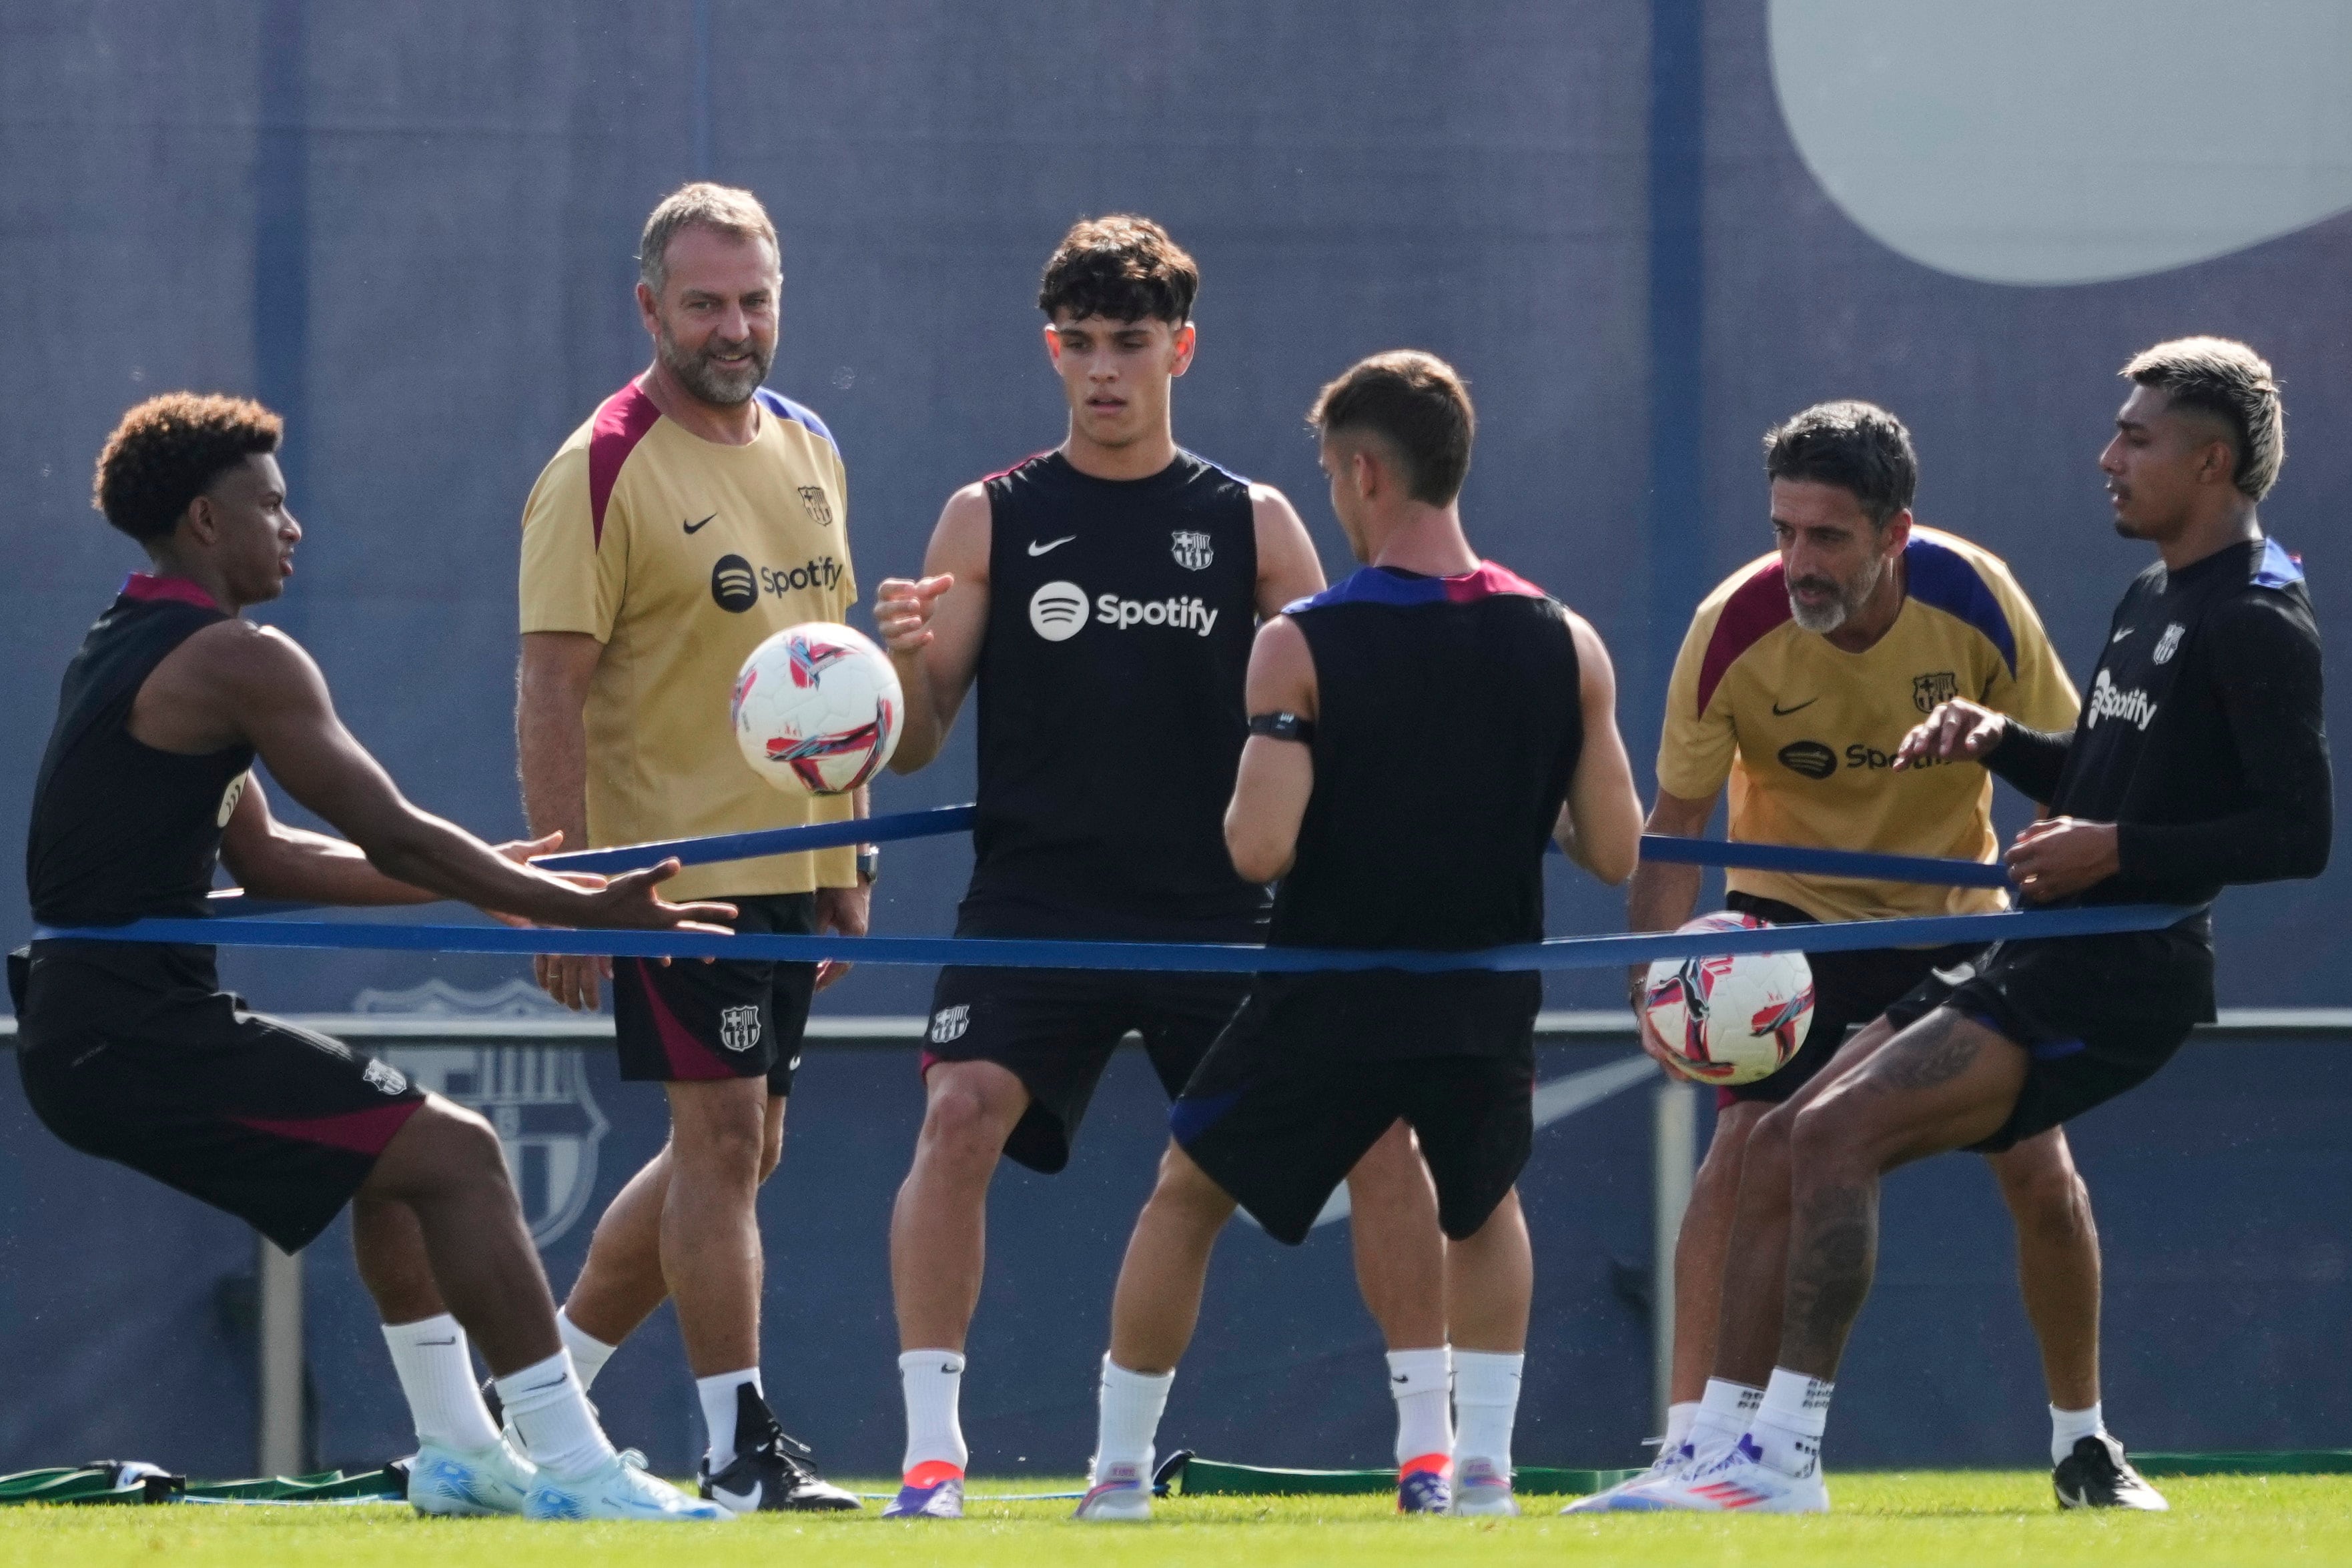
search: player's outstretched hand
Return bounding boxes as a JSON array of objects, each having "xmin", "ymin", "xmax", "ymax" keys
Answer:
[
  {"xmin": 875, "ymin": 574, "xmax": 954, "ymax": 657},
  {"xmin": 1893, "ymin": 698, "xmax": 2006, "ymax": 771},
  {"xmin": 2004, "ymin": 817, "xmax": 2120, "ymax": 903},
  {"xmin": 482, "ymin": 831, "xmax": 603, "ymax": 928},
  {"xmin": 579, "ymin": 859, "xmax": 739, "ymax": 932}
]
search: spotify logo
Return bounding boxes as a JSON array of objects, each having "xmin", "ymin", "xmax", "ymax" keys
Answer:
[
  {"xmin": 711, "ymin": 554, "xmax": 758, "ymax": 613},
  {"xmin": 1029, "ymin": 580, "xmax": 1088, "ymax": 642}
]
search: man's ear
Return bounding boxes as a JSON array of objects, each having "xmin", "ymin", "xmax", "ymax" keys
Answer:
[
  {"xmin": 2198, "ymin": 436, "xmax": 2238, "ymax": 489},
  {"xmin": 1042, "ymin": 322, "xmax": 1063, "ymax": 368},
  {"xmin": 636, "ymin": 280, "xmax": 661, "ymax": 336},
  {"xmin": 1169, "ymin": 320, "xmax": 1197, "ymax": 377},
  {"xmin": 180, "ymin": 492, "xmax": 218, "ymax": 548},
  {"xmin": 1882, "ymin": 508, "xmax": 1914, "ymax": 557},
  {"xmin": 1351, "ymin": 444, "xmax": 1381, "ymax": 502}
]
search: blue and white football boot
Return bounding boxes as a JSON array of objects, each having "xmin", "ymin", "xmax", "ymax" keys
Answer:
[
  {"xmin": 1619, "ymin": 1433, "xmax": 1829, "ymax": 1514},
  {"xmin": 1071, "ymin": 1461, "xmax": 1152, "ymax": 1522},
  {"xmin": 1560, "ymin": 1436, "xmax": 1696, "ymax": 1514},
  {"xmin": 1451, "ymin": 1458, "xmax": 1519, "ymax": 1517},
  {"xmin": 882, "ymin": 1462, "xmax": 965, "ymax": 1519},
  {"xmin": 1395, "ymin": 1456, "xmax": 1453, "ymax": 1514},
  {"xmin": 406, "ymin": 1439, "xmax": 534, "ymax": 1517},
  {"xmin": 524, "ymin": 1451, "xmax": 731, "ymax": 1521}
]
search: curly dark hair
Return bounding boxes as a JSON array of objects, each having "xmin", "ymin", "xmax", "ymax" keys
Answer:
[
  {"xmin": 1038, "ymin": 214, "xmax": 1199, "ymax": 325},
  {"xmin": 1761, "ymin": 401, "xmax": 1917, "ymax": 526},
  {"xmin": 93, "ymin": 392, "xmax": 284, "ymax": 542}
]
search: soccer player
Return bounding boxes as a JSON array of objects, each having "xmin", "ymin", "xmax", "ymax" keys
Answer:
[
  {"xmin": 17, "ymin": 393, "xmax": 729, "ymax": 1521},
  {"xmin": 1637, "ymin": 338, "xmax": 2329, "ymax": 1513},
  {"xmin": 514, "ymin": 183, "xmax": 862, "ymax": 1511},
  {"xmin": 871, "ymin": 219, "xmax": 1451, "ymax": 1519},
  {"xmin": 1071, "ymin": 350, "xmax": 1643, "ymax": 1522},
  {"xmin": 1579, "ymin": 402, "xmax": 2146, "ymax": 1508}
]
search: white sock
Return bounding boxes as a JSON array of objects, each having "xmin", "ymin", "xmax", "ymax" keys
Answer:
[
  {"xmin": 1451, "ymin": 1350, "xmax": 1523, "ymax": 1479},
  {"xmin": 2051, "ymin": 1402, "xmax": 2106, "ymax": 1467},
  {"xmin": 1094, "ymin": 1356, "xmax": 1174, "ymax": 1479},
  {"xmin": 697, "ymin": 1368, "xmax": 763, "ymax": 1472},
  {"xmin": 1690, "ymin": 1378, "xmax": 1762, "ymax": 1458},
  {"xmin": 1751, "ymin": 1366, "xmax": 1832, "ymax": 1477},
  {"xmin": 381, "ymin": 1314, "xmax": 500, "ymax": 1451},
  {"xmin": 494, "ymin": 1350, "xmax": 615, "ymax": 1479},
  {"xmin": 1386, "ymin": 1347, "xmax": 1454, "ymax": 1468},
  {"xmin": 558, "ymin": 1310, "xmax": 617, "ymax": 1392},
  {"xmin": 900, "ymin": 1349, "xmax": 969, "ymax": 1477},
  {"xmin": 1662, "ymin": 1400, "xmax": 1700, "ymax": 1452}
]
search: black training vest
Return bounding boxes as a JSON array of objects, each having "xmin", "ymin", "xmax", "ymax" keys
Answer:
[
  {"xmin": 1267, "ymin": 563, "xmax": 1584, "ymax": 1048},
  {"xmin": 27, "ymin": 581, "xmax": 253, "ymax": 933},
  {"xmin": 961, "ymin": 450, "xmax": 1267, "ymax": 939}
]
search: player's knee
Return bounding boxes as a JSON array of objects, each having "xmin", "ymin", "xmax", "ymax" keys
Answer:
[
  {"xmin": 920, "ymin": 1082, "xmax": 1011, "ymax": 1168},
  {"xmin": 674, "ymin": 1106, "xmax": 766, "ymax": 1182},
  {"xmin": 420, "ymin": 1102, "xmax": 510, "ymax": 1187},
  {"xmin": 1151, "ymin": 1144, "xmax": 1232, "ymax": 1219},
  {"xmin": 1785, "ymin": 1097, "xmax": 1857, "ymax": 1180},
  {"xmin": 1999, "ymin": 1153, "xmax": 2090, "ymax": 1237}
]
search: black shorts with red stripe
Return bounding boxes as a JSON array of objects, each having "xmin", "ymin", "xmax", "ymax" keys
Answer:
[
  {"xmin": 611, "ymin": 892, "xmax": 816, "ymax": 1094},
  {"xmin": 11, "ymin": 943, "xmax": 426, "ymax": 1253}
]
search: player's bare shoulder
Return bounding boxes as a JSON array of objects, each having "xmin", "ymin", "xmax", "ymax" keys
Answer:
[{"xmin": 928, "ymin": 480, "xmax": 994, "ymax": 584}]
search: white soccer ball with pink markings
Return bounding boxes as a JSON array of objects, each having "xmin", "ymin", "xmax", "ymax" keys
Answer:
[
  {"xmin": 731, "ymin": 623, "xmax": 902, "ymax": 796},
  {"xmin": 1640, "ymin": 911, "xmax": 1816, "ymax": 1086}
]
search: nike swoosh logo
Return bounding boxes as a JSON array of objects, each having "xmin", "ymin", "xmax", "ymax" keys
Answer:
[
  {"xmin": 1932, "ymin": 964, "xmax": 1977, "ymax": 988},
  {"xmin": 711, "ymin": 1481, "xmax": 761, "ymax": 1511},
  {"xmin": 1028, "ymin": 535, "xmax": 1076, "ymax": 556},
  {"xmin": 2111, "ymin": 627, "xmax": 2134, "ymax": 643},
  {"xmin": 1391, "ymin": 1373, "xmax": 1411, "ymax": 1383},
  {"xmin": 684, "ymin": 512, "xmax": 716, "ymax": 534},
  {"xmin": 418, "ymin": 1337, "xmax": 458, "ymax": 1347},
  {"xmin": 1771, "ymin": 698, "xmax": 1818, "ymax": 716}
]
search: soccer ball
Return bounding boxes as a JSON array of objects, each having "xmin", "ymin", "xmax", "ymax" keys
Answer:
[
  {"xmin": 1639, "ymin": 912, "xmax": 1816, "ymax": 1086},
  {"xmin": 731, "ymin": 623, "xmax": 902, "ymax": 796}
]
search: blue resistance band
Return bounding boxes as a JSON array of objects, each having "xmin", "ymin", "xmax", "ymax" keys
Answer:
[
  {"xmin": 505, "ymin": 801, "xmax": 2013, "ymax": 889},
  {"xmin": 35, "ymin": 902, "xmax": 2193, "ymax": 975}
]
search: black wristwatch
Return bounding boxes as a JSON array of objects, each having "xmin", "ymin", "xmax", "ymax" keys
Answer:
[{"xmin": 855, "ymin": 845, "xmax": 880, "ymax": 884}]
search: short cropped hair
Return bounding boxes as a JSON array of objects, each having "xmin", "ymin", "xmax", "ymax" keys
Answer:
[
  {"xmin": 93, "ymin": 393, "xmax": 284, "ymax": 542},
  {"xmin": 1308, "ymin": 350, "xmax": 1477, "ymax": 506},
  {"xmin": 1762, "ymin": 401, "xmax": 1917, "ymax": 526},
  {"xmin": 1038, "ymin": 215, "xmax": 1200, "ymax": 326},
  {"xmin": 638, "ymin": 181, "xmax": 779, "ymax": 298},
  {"xmin": 2122, "ymin": 336, "xmax": 2285, "ymax": 500}
]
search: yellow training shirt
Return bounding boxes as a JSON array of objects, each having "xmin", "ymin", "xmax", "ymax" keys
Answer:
[
  {"xmin": 1656, "ymin": 526, "xmax": 2078, "ymax": 922},
  {"xmin": 518, "ymin": 382, "xmax": 858, "ymax": 901}
]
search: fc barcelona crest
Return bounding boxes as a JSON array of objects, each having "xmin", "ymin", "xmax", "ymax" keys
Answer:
[
  {"xmin": 1170, "ymin": 530, "xmax": 1213, "ymax": 571},
  {"xmin": 719, "ymin": 1005, "xmax": 763, "ymax": 1053},
  {"xmin": 799, "ymin": 485, "xmax": 834, "ymax": 527},
  {"xmin": 1911, "ymin": 671, "xmax": 1960, "ymax": 713}
]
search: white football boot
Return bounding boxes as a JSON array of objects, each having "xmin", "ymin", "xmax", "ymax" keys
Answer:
[
  {"xmin": 407, "ymin": 1439, "xmax": 535, "ymax": 1517},
  {"xmin": 1071, "ymin": 1461, "xmax": 1153, "ymax": 1522},
  {"xmin": 1451, "ymin": 1458, "xmax": 1520, "ymax": 1517},
  {"xmin": 1560, "ymin": 1436, "xmax": 1697, "ymax": 1514},
  {"xmin": 1617, "ymin": 1433, "xmax": 1829, "ymax": 1514},
  {"xmin": 523, "ymin": 1451, "xmax": 731, "ymax": 1521}
]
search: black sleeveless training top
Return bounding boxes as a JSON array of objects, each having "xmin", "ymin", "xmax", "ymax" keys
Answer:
[
  {"xmin": 961, "ymin": 449, "xmax": 1268, "ymax": 940},
  {"xmin": 27, "ymin": 577, "xmax": 253, "ymax": 939},
  {"xmin": 1266, "ymin": 562, "xmax": 1585, "ymax": 1050}
]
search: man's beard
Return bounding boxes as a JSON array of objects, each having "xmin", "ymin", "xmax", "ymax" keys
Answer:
[
  {"xmin": 658, "ymin": 322, "xmax": 771, "ymax": 406},
  {"xmin": 1788, "ymin": 555, "xmax": 1884, "ymax": 634}
]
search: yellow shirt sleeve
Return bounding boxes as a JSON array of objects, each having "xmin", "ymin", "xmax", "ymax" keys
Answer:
[
  {"xmin": 828, "ymin": 450, "xmax": 857, "ymax": 613},
  {"xmin": 1655, "ymin": 603, "xmax": 1737, "ymax": 802},
  {"xmin": 518, "ymin": 444, "xmax": 624, "ymax": 641},
  {"xmin": 1978, "ymin": 557, "xmax": 2080, "ymax": 734}
]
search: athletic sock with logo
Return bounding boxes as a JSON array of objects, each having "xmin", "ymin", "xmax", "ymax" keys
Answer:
[
  {"xmin": 1689, "ymin": 1378, "xmax": 1763, "ymax": 1460},
  {"xmin": 1094, "ymin": 1357, "xmax": 1174, "ymax": 1481},
  {"xmin": 1662, "ymin": 1400, "xmax": 1700, "ymax": 1452},
  {"xmin": 494, "ymin": 1350, "xmax": 616, "ymax": 1479},
  {"xmin": 2050, "ymin": 1402, "xmax": 2106, "ymax": 1467},
  {"xmin": 382, "ymin": 1313, "xmax": 501, "ymax": 1451},
  {"xmin": 899, "ymin": 1349, "xmax": 970, "ymax": 1480},
  {"xmin": 697, "ymin": 1368, "xmax": 763, "ymax": 1472},
  {"xmin": 1452, "ymin": 1350, "xmax": 1524, "ymax": 1480},
  {"xmin": 1751, "ymin": 1368, "xmax": 1832, "ymax": 1477},
  {"xmin": 1387, "ymin": 1347, "xmax": 1454, "ymax": 1472},
  {"xmin": 557, "ymin": 1310, "xmax": 617, "ymax": 1392}
]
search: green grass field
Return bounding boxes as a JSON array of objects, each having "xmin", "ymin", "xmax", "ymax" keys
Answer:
[{"xmin": 7, "ymin": 1473, "xmax": 2352, "ymax": 1568}]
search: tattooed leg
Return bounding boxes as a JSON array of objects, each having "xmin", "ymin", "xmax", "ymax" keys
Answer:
[{"xmin": 1774, "ymin": 1008, "xmax": 2026, "ymax": 1380}]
